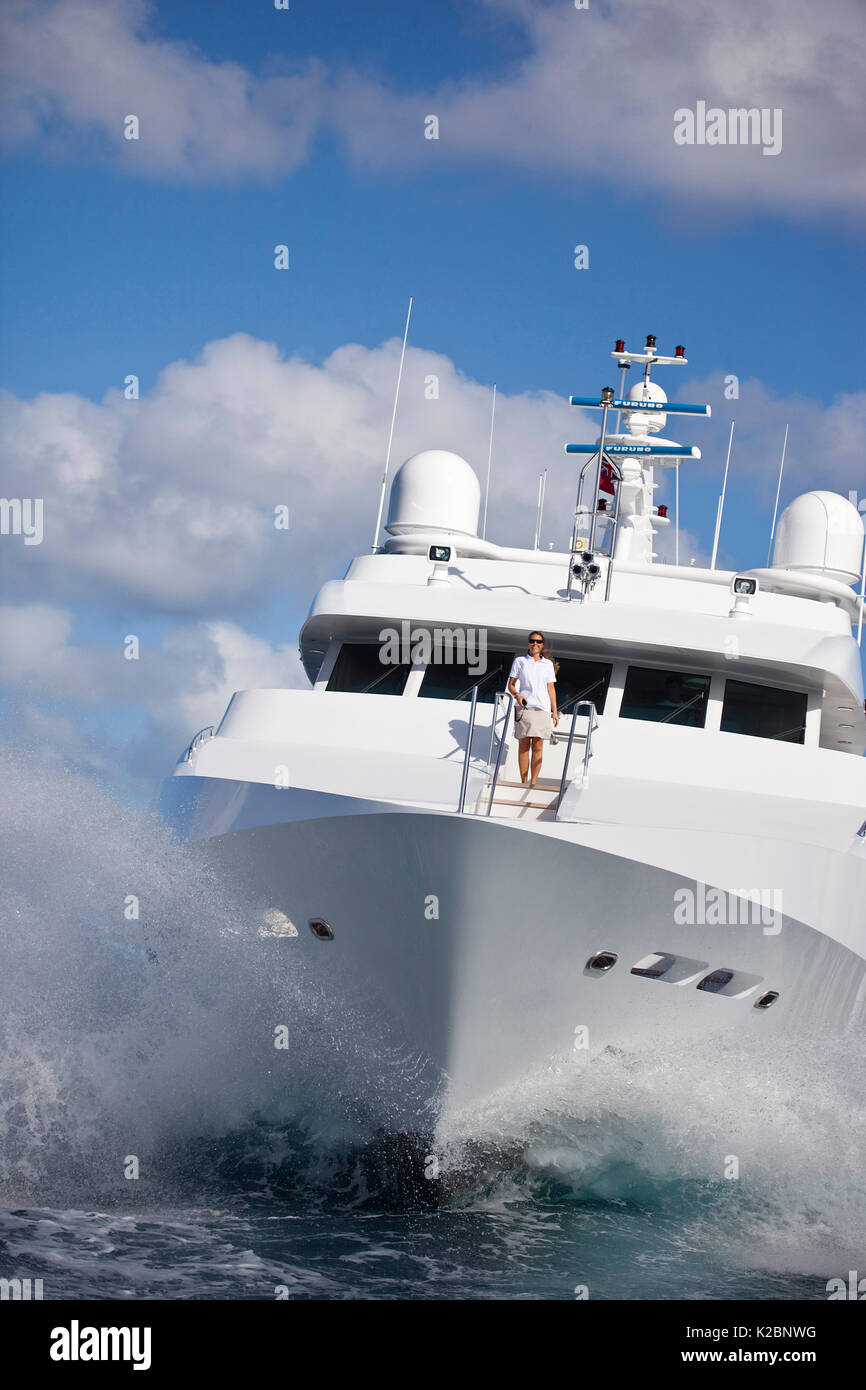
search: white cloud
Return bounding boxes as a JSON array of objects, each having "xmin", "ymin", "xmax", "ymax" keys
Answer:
[
  {"xmin": 0, "ymin": 332, "xmax": 581, "ymax": 613},
  {"xmin": 0, "ymin": 0, "xmax": 323, "ymax": 180},
  {"xmin": 1, "ymin": 0, "xmax": 864, "ymax": 214},
  {"xmin": 0, "ymin": 604, "xmax": 305, "ymax": 723},
  {"xmin": 2, "ymin": 336, "xmax": 863, "ymax": 617},
  {"xmin": 678, "ymin": 375, "xmax": 866, "ymax": 498},
  {"xmin": 0, "ymin": 603, "xmax": 307, "ymax": 793}
]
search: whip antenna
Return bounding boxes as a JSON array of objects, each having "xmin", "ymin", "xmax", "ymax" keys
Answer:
[
  {"xmin": 710, "ymin": 420, "xmax": 735, "ymax": 571},
  {"xmin": 482, "ymin": 384, "xmax": 497, "ymax": 540},
  {"xmin": 372, "ymin": 297, "xmax": 413, "ymax": 551},
  {"xmin": 766, "ymin": 423, "xmax": 789, "ymax": 567}
]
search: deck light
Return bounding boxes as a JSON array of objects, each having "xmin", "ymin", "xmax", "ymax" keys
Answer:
[
  {"xmin": 657, "ymin": 505, "xmax": 668, "ymax": 518},
  {"xmin": 675, "ymin": 344, "xmax": 685, "ymax": 358},
  {"xmin": 645, "ymin": 334, "xmax": 656, "ymax": 349},
  {"xmin": 615, "ymin": 339, "xmax": 626, "ymax": 353},
  {"xmin": 730, "ymin": 575, "xmax": 759, "ymax": 618},
  {"xmin": 601, "ymin": 386, "xmax": 615, "ymax": 404}
]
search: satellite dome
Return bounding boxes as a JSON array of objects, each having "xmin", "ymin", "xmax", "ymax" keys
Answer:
[
  {"xmin": 773, "ymin": 491, "xmax": 864, "ymax": 586},
  {"xmin": 386, "ymin": 450, "xmax": 481, "ymax": 537},
  {"xmin": 625, "ymin": 380, "xmax": 667, "ymax": 435}
]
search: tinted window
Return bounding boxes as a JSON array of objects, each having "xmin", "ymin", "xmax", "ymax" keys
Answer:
[
  {"xmin": 721, "ymin": 680, "xmax": 807, "ymax": 744},
  {"xmin": 419, "ymin": 650, "xmax": 514, "ymax": 703},
  {"xmin": 549, "ymin": 656, "xmax": 612, "ymax": 715},
  {"xmin": 326, "ymin": 643, "xmax": 411, "ymax": 695},
  {"xmin": 620, "ymin": 667, "xmax": 711, "ymax": 728}
]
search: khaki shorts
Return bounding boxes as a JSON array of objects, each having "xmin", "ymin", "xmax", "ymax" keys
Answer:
[{"xmin": 514, "ymin": 705, "xmax": 552, "ymax": 739}]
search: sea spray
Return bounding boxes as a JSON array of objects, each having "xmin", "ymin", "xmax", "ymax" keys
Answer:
[
  {"xmin": 1, "ymin": 745, "xmax": 864, "ymax": 1291},
  {"xmin": 0, "ymin": 748, "xmax": 420, "ymax": 1204}
]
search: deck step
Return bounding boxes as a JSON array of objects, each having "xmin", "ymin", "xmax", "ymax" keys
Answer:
[
  {"xmin": 490, "ymin": 797, "xmax": 556, "ymax": 810},
  {"xmin": 496, "ymin": 778, "xmax": 559, "ymax": 790}
]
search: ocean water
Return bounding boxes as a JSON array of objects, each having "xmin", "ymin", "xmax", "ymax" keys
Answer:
[{"xmin": 1, "ymin": 748, "xmax": 864, "ymax": 1302}]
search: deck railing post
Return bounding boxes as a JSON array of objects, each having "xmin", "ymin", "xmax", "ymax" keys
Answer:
[
  {"xmin": 457, "ymin": 686, "xmax": 480, "ymax": 813},
  {"xmin": 556, "ymin": 700, "xmax": 597, "ymax": 815},
  {"xmin": 486, "ymin": 691, "xmax": 516, "ymax": 815}
]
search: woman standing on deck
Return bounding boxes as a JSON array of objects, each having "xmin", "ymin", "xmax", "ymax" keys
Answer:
[{"xmin": 507, "ymin": 632, "xmax": 559, "ymax": 787}]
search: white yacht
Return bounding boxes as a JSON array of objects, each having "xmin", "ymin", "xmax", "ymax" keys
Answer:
[{"xmin": 159, "ymin": 335, "xmax": 866, "ymax": 1145}]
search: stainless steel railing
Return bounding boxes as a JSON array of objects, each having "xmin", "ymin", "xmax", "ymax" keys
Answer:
[
  {"xmin": 486, "ymin": 690, "xmax": 516, "ymax": 815},
  {"xmin": 458, "ymin": 686, "xmax": 516, "ymax": 814},
  {"xmin": 457, "ymin": 687, "xmax": 480, "ymax": 813},
  {"xmin": 555, "ymin": 700, "xmax": 598, "ymax": 814},
  {"xmin": 182, "ymin": 726, "xmax": 215, "ymax": 762}
]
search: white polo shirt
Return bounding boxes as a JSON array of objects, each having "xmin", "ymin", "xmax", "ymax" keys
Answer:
[{"xmin": 509, "ymin": 654, "xmax": 556, "ymax": 712}]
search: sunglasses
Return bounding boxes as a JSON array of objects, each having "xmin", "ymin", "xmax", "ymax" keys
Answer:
[{"xmin": 529, "ymin": 639, "xmax": 543, "ymax": 645}]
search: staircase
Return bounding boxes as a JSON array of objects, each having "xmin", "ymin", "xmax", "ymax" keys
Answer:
[
  {"xmin": 476, "ymin": 775, "xmax": 562, "ymax": 820},
  {"xmin": 459, "ymin": 694, "xmax": 598, "ymax": 822}
]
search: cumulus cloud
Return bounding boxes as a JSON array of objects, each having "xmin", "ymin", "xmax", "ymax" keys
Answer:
[
  {"xmin": 676, "ymin": 375, "xmax": 866, "ymax": 500},
  {"xmin": 340, "ymin": 0, "xmax": 866, "ymax": 216},
  {"xmin": 1, "ymin": 0, "xmax": 864, "ymax": 214},
  {"xmin": 0, "ymin": 0, "xmax": 323, "ymax": 180},
  {"xmin": 0, "ymin": 332, "xmax": 581, "ymax": 614},
  {"xmin": 0, "ymin": 603, "xmax": 307, "ymax": 795},
  {"xmin": 0, "ymin": 604, "xmax": 305, "ymax": 722},
  {"xmin": 1, "ymin": 334, "xmax": 863, "ymax": 616}
]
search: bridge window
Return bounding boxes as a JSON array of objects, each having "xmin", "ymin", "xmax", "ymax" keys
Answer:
[
  {"xmin": 550, "ymin": 657, "xmax": 612, "ymax": 715},
  {"xmin": 419, "ymin": 650, "xmax": 514, "ymax": 703},
  {"xmin": 721, "ymin": 680, "xmax": 807, "ymax": 744},
  {"xmin": 326, "ymin": 643, "xmax": 411, "ymax": 695},
  {"xmin": 620, "ymin": 667, "xmax": 711, "ymax": 728}
]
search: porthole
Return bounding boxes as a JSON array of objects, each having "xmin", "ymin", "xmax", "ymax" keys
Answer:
[
  {"xmin": 754, "ymin": 990, "xmax": 779, "ymax": 1010},
  {"xmin": 586, "ymin": 950, "xmax": 618, "ymax": 973},
  {"xmin": 630, "ymin": 951, "xmax": 708, "ymax": 985},
  {"xmin": 696, "ymin": 968, "xmax": 735, "ymax": 993},
  {"xmin": 631, "ymin": 952, "xmax": 677, "ymax": 979},
  {"xmin": 308, "ymin": 918, "xmax": 335, "ymax": 942}
]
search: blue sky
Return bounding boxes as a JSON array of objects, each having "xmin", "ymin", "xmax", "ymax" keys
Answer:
[{"xmin": 0, "ymin": 0, "xmax": 864, "ymax": 800}]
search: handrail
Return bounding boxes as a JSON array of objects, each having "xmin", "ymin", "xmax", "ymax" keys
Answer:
[
  {"xmin": 183, "ymin": 726, "xmax": 215, "ymax": 762},
  {"xmin": 457, "ymin": 686, "xmax": 480, "ymax": 813},
  {"xmin": 486, "ymin": 690, "xmax": 516, "ymax": 814},
  {"xmin": 485, "ymin": 687, "xmax": 514, "ymax": 763},
  {"xmin": 556, "ymin": 700, "xmax": 597, "ymax": 814}
]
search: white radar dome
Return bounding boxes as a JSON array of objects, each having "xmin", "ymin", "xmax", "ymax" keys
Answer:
[
  {"xmin": 625, "ymin": 380, "xmax": 667, "ymax": 435},
  {"xmin": 773, "ymin": 491, "xmax": 864, "ymax": 586},
  {"xmin": 386, "ymin": 449, "xmax": 481, "ymax": 537}
]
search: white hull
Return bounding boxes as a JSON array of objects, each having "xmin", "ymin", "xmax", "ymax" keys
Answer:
[{"xmin": 159, "ymin": 775, "xmax": 866, "ymax": 1136}]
